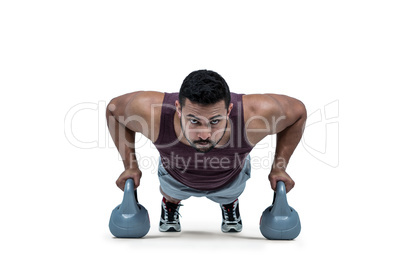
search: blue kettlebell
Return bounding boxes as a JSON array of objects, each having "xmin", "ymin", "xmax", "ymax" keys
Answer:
[
  {"xmin": 109, "ymin": 179, "xmax": 150, "ymax": 238},
  {"xmin": 259, "ymin": 181, "xmax": 301, "ymax": 240}
]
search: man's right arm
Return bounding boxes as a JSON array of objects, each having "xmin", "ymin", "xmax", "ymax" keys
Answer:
[
  {"xmin": 106, "ymin": 91, "xmax": 144, "ymax": 190},
  {"xmin": 106, "ymin": 91, "xmax": 164, "ymax": 190}
]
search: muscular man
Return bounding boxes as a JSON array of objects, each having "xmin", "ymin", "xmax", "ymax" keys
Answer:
[{"xmin": 106, "ymin": 70, "xmax": 306, "ymax": 233}]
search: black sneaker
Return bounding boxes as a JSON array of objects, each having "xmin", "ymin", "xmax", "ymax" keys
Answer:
[
  {"xmin": 220, "ymin": 199, "xmax": 242, "ymax": 233},
  {"xmin": 159, "ymin": 197, "xmax": 182, "ymax": 232}
]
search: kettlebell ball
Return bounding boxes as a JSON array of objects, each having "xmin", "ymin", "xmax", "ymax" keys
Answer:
[
  {"xmin": 109, "ymin": 179, "xmax": 150, "ymax": 238},
  {"xmin": 260, "ymin": 181, "xmax": 301, "ymax": 240}
]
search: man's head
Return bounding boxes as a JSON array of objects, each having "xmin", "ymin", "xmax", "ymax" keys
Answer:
[
  {"xmin": 176, "ymin": 70, "xmax": 233, "ymax": 153},
  {"xmin": 178, "ymin": 70, "xmax": 231, "ymax": 109}
]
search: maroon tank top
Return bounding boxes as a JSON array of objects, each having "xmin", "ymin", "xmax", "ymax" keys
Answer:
[{"xmin": 154, "ymin": 92, "xmax": 253, "ymax": 191}]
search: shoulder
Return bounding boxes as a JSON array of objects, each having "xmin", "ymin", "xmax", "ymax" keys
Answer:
[
  {"xmin": 127, "ymin": 91, "xmax": 165, "ymax": 142},
  {"xmin": 243, "ymin": 93, "xmax": 284, "ymax": 120},
  {"xmin": 243, "ymin": 93, "xmax": 305, "ymax": 120},
  {"xmin": 108, "ymin": 91, "xmax": 165, "ymax": 141},
  {"xmin": 127, "ymin": 91, "xmax": 165, "ymax": 117},
  {"xmin": 108, "ymin": 91, "xmax": 165, "ymax": 117},
  {"xmin": 242, "ymin": 93, "xmax": 306, "ymax": 144}
]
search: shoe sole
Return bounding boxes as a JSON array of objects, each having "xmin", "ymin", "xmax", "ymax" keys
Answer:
[
  {"xmin": 163, "ymin": 227, "xmax": 180, "ymax": 232},
  {"xmin": 221, "ymin": 224, "xmax": 242, "ymax": 233},
  {"xmin": 159, "ymin": 223, "xmax": 181, "ymax": 232}
]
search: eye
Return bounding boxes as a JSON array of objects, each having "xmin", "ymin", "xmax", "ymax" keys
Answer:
[
  {"xmin": 190, "ymin": 119, "xmax": 199, "ymax": 124},
  {"xmin": 210, "ymin": 119, "xmax": 220, "ymax": 125}
]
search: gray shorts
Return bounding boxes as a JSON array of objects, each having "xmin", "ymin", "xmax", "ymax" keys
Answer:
[{"xmin": 158, "ymin": 155, "xmax": 251, "ymax": 204}]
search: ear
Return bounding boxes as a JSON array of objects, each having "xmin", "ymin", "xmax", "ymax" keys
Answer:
[
  {"xmin": 226, "ymin": 103, "xmax": 234, "ymax": 117},
  {"xmin": 175, "ymin": 100, "xmax": 182, "ymax": 118}
]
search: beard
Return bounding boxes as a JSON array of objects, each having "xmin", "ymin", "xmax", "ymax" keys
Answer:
[{"xmin": 191, "ymin": 140, "xmax": 216, "ymax": 153}]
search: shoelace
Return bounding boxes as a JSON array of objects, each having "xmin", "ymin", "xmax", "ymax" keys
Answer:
[
  {"xmin": 222, "ymin": 203, "xmax": 236, "ymax": 221},
  {"xmin": 165, "ymin": 202, "xmax": 183, "ymax": 221}
]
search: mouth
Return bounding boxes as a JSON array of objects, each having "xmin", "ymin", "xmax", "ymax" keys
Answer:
[
  {"xmin": 192, "ymin": 141, "xmax": 215, "ymax": 153},
  {"xmin": 196, "ymin": 141, "xmax": 210, "ymax": 146}
]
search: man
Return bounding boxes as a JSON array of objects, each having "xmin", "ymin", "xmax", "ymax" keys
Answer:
[{"xmin": 106, "ymin": 70, "xmax": 307, "ymax": 233}]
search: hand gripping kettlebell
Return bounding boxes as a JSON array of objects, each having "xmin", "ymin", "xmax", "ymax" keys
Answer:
[
  {"xmin": 109, "ymin": 179, "xmax": 150, "ymax": 238},
  {"xmin": 259, "ymin": 181, "xmax": 301, "ymax": 240}
]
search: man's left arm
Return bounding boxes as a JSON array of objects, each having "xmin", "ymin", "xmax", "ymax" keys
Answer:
[{"xmin": 268, "ymin": 95, "xmax": 307, "ymax": 192}]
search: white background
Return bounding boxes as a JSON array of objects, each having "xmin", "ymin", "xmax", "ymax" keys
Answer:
[{"xmin": 1, "ymin": 0, "xmax": 401, "ymax": 267}]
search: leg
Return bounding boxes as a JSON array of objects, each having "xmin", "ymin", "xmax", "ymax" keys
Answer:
[
  {"xmin": 157, "ymin": 157, "xmax": 206, "ymax": 232},
  {"xmin": 158, "ymin": 186, "xmax": 183, "ymax": 232},
  {"xmin": 220, "ymin": 199, "xmax": 242, "ymax": 233},
  {"xmin": 206, "ymin": 155, "xmax": 252, "ymax": 233},
  {"xmin": 160, "ymin": 186, "xmax": 182, "ymax": 204}
]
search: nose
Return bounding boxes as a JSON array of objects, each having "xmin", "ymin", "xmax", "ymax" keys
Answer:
[{"xmin": 197, "ymin": 127, "xmax": 211, "ymax": 140}]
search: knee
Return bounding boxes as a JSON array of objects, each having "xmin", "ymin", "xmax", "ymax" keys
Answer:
[{"xmin": 159, "ymin": 186, "xmax": 182, "ymax": 204}]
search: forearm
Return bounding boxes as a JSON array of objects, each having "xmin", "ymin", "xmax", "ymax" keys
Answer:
[
  {"xmin": 106, "ymin": 108, "xmax": 138, "ymax": 170},
  {"xmin": 272, "ymin": 109, "xmax": 306, "ymax": 171}
]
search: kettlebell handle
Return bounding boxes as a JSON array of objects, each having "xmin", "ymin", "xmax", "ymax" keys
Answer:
[
  {"xmin": 125, "ymin": 178, "xmax": 138, "ymax": 203},
  {"xmin": 125, "ymin": 178, "xmax": 134, "ymax": 191},
  {"xmin": 272, "ymin": 181, "xmax": 286, "ymax": 204},
  {"xmin": 271, "ymin": 180, "xmax": 291, "ymax": 216},
  {"xmin": 276, "ymin": 181, "xmax": 286, "ymax": 194},
  {"xmin": 119, "ymin": 178, "xmax": 140, "ymax": 214}
]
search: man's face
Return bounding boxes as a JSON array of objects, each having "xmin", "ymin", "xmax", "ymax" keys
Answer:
[{"xmin": 176, "ymin": 98, "xmax": 233, "ymax": 153}]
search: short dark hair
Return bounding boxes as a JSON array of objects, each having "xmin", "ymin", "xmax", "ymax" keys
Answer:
[{"xmin": 179, "ymin": 70, "xmax": 231, "ymax": 109}]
